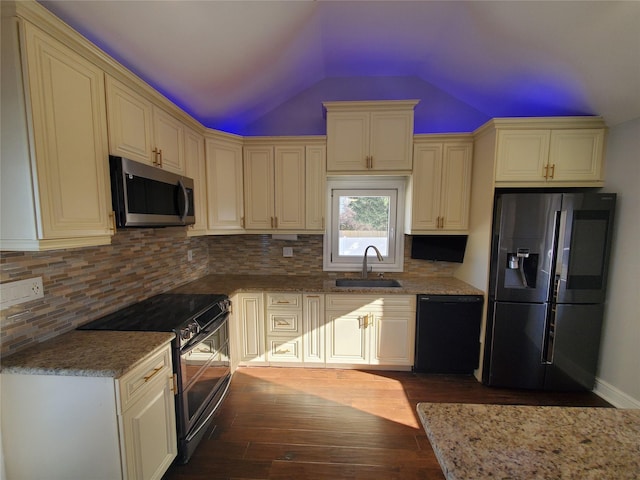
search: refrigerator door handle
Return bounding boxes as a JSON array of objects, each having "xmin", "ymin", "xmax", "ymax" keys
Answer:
[
  {"xmin": 554, "ymin": 210, "xmax": 568, "ymax": 285},
  {"xmin": 542, "ymin": 305, "xmax": 556, "ymax": 365}
]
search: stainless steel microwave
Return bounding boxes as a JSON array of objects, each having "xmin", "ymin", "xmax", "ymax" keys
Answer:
[{"xmin": 109, "ymin": 156, "xmax": 195, "ymax": 228}]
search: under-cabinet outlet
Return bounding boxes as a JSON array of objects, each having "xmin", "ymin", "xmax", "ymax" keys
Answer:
[{"xmin": 0, "ymin": 277, "xmax": 44, "ymax": 309}]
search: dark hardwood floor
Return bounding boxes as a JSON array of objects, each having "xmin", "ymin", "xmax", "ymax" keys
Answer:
[{"xmin": 163, "ymin": 367, "xmax": 611, "ymax": 480}]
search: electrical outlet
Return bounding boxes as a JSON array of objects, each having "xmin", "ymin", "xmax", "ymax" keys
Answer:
[
  {"xmin": 187, "ymin": 250, "xmax": 193, "ymax": 262},
  {"xmin": 283, "ymin": 247, "xmax": 293, "ymax": 257},
  {"xmin": 0, "ymin": 277, "xmax": 44, "ymax": 310}
]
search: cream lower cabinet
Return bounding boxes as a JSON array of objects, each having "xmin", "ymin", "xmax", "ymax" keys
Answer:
[
  {"xmin": 1, "ymin": 343, "xmax": 177, "ymax": 480},
  {"xmin": 234, "ymin": 292, "xmax": 267, "ymax": 365},
  {"xmin": 303, "ymin": 294, "xmax": 325, "ymax": 364},
  {"xmin": 407, "ymin": 137, "xmax": 473, "ymax": 233},
  {"xmin": 1, "ymin": 18, "xmax": 113, "ymax": 251},
  {"xmin": 265, "ymin": 293, "xmax": 303, "ymax": 363},
  {"xmin": 105, "ymin": 75, "xmax": 185, "ymax": 174},
  {"xmin": 493, "ymin": 120, "xmax": 606, "ymax": 185},
  {"xmin": 325, "ymin": 295, "xmax": 416, "ymax": 369}
]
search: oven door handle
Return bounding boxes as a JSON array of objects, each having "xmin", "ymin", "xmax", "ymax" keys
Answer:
[
  {"xmin": 180, "ymin": 312, "xmax": 229, "ymax": 354},
  {"xmin": 185, "ymin": 378, "xmax": 231, "ymax": 442}
]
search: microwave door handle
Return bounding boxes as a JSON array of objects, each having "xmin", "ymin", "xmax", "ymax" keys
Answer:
[{"xmin": 178, "ymin": 179, "xmax": 189, "ymax": 223}]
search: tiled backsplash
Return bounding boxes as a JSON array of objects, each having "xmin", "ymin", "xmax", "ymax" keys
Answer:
[
  {"xmin": 0, "ymin": 228, "xmax": 209, "ymax": 356},
  {"xmin": 1, "ymin": 232, "xmax": 454, "ymax": 357},
  {"xmin": 207, "ymin": 234, "xmax": 456, "ymax": 277}
]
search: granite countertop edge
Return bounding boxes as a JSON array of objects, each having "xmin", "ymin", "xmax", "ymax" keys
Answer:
[{"xmin": 1, "ymin": 331, "xmax": 175, "ymax": 378}]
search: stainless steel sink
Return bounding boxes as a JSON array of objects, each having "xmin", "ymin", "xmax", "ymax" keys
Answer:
[{"xmin": 335, "ymin": 279, "xmax": 402, "ymax": 288}]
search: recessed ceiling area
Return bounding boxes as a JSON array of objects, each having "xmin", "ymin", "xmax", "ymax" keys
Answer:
[{"xmin": 39, "ymin": 1, "xmax": 640, "ymax": 136}]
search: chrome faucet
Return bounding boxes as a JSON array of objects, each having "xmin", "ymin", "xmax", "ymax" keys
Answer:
[{"xmin": 362, "ymin": 245, "xmax": 383, "ymax": 279}]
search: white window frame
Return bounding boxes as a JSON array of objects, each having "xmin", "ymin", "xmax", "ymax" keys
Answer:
[{"xmin": 323, "ymin": 176, "xmax": 406, "ymax": 273}]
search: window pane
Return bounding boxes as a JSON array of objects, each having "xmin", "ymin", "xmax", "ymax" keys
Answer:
[{"xmin": 338, "ymin": 195, "xmax": 390, "ymax": 256}]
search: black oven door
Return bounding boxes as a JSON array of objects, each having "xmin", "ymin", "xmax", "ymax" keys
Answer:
[{"xmin": 177, "ymin": 315, "xmax": 230, "ymax": 462}]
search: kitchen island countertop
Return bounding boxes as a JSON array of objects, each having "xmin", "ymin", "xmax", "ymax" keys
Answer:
[
  {"xmin": 1, "ymin": 330, "xmax": 175, "ymax": 378},
  {"xmin": 169, "ymin": 274, "xmax": 483, "ymax": 296},
  {"xmin": 417, "ymin": 402, "xmax": 640, "ymax": 480}
]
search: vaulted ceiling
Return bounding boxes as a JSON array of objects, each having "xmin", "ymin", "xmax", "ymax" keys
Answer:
[{"xmin": 40, "ymin": 1, "xmax": 640, "ymax": 136}]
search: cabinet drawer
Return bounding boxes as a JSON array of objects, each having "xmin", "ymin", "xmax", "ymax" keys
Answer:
[
  {"xmin": 267, "ymin": 338, "xmax": 303, "ymax": 362},
  {"xmin": 267, "ymin": 311, "xmax": 301, "ymax": 334},
  {"xmin": 326, "ymin": 294, "xmax": 415, "ymax": 312},
  {"xmin": 266, "ymin": 293, "xmax": 302, "ymax": 309},
  {"xmin": 118, "ymin": 344, "xmax": 173, "ymax": 413}
]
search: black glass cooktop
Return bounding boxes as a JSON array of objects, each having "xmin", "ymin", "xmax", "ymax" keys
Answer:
[{"xmin": 77, "ymin": 293, "xmax": 228, "ymax": 332}]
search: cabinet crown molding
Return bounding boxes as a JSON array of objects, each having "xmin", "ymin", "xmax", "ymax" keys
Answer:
[
  {"xmin": 323, "ymin": 99, "xmax": 420, "ymax": 113},
  {"xmin": 474, "ymin": 116, "xmax": 607, "ymax": 138}
]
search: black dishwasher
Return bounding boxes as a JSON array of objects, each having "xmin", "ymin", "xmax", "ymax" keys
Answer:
[{"xmin": 414, "ymin": 295, "xmax": 484, "ymax": 374}]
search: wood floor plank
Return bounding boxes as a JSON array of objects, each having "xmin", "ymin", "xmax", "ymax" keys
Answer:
[{"xmin": 162, "ymin": 367, "xmax": 611, "ymax": 480}]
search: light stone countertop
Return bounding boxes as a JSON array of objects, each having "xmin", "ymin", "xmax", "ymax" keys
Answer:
[
  {"xmin": 169, "ymin": 273, "xmax": 483, "ymax": 296},
  {"xmin": 1, "ymin": 330, "xmax": 175, "ymax": 378},
  {"xmin": 417, "ymin": 402, "xmax": 640, "ymax": 480}
]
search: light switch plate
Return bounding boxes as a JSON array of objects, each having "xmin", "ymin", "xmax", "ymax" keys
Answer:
[{"xmin": 0, "ymin": 277, "xmax": 44, "ymax": 309}]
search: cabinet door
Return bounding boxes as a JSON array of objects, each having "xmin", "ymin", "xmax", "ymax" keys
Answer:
[
  {"xmin": 184, "ymin": 126, "xmax": 207, "ymax": 234},
  {"xmin": 549, "ymin": 129, "xmax": 604, "ymax": 182},
  {"xmin": 105, "ymin": 75, "xmax": 153, "ymax": 164},
  {"xmin": 23, "ymin": 22, "xmax": 111, "ymax": 240},
  {"xmin": 371, "ymin": 311, "xmax": 414, "ymax": 366},
  {"xmin": 153, "ymin": 107, "xmax": 185, "ymax": 174},
  {"xmin": 369, "ymin": 111, "xmax": 414, "ymax": 171},
  {"xmin": 440, "ymin": 142, "xmax": 472, "ymax": 230},
  {"xmin": 326, "ymin": 111, "xmax": 369, "ymax": 171},
  {"xmin": 410, "ymin": 144, "xmax": 443, "ymax": 230},
  {"xmin": 121, "ymin": 375, "xmax": 177, "ymax": 480},
  {"xmin": 495, "ymin": 130, "xmax": 550, "ymax": 182},
  {"xmin": 326, "ymin": 312, "xmax": 369, "ymax": 364},
  {"xmin": 244, "ymin": 146, "xmax": 275, "ymax": 229},
  {"xmin": 205, "ymin": 138, "xmax": 244, "ymax": 231},
  {"xmin": 303, "ymin": 294, "xmax": 325, "ymax": 364},
  {"xmin": 305, "ymin": 145, "xmax": 326, "ymax": 231},
  {"xmin": 274, "ymin": 145, "xmax": 305, "ymax": 230},
  {"xmin": 236, "ymin": 293, "xmax": 266, "ymax": 363}
]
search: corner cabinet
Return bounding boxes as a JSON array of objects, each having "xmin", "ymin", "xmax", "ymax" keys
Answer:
[
  {"xmin": 406, "ymin": 136, "xmax": 473, "ymax": 233},
  {"xmin": 185, "ymin": 125, "xmax": 207, "ymax": 235},
  {"xmin": 242, "ymin": 137, "xmax": 326, "ymax": 233},
  {"xmin": 324, "ymin": 100, "xmax": 419, "ymax": 173},
  {"xmin": 204, "ymin": 133, "xmax": 245, "ymax": 233},
  {"xmin": 325, "ymin": 294, "xmax": 416, "ymax": 368},
  {"xmin": 105, "ymin": 75, "xmax": 185, "ymax": 174},
  {"xmin": 1, "ymin": 342, "xmax": 177, "ymax": 480},
  {"xmin": 491, "ymin": 118, "xmax": 606, "ymax": 186},
  {"xmin": 0, "ymin": 17, "xmax": 113, "ymax": 251}
]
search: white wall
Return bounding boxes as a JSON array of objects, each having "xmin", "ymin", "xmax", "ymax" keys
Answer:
[{"xmin": 595, "ymin": 117, "xmax": 640, "ymax": 408}]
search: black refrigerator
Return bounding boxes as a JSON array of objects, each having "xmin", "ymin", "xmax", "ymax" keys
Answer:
[{"xmin": 482, "ymin": 192, "xmax": 616, "ymax": 391}]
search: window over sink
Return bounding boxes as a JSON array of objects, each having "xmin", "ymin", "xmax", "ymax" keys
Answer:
[{"xmin": 324, "ymin": 177, "xmax": 406, "ymax": 272}]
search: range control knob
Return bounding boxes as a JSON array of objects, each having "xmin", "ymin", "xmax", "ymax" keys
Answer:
[{"xmin": 180, "ymin": 327, "xmax": 192, "ymax": 341}]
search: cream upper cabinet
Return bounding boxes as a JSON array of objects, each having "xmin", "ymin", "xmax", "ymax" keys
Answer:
[
  {"xmin": 0, "ymin": 18, "xmax": 112, "ymax": 251},
  {"xmin": 324, "ymin": 100, "xmax": 418, "ymax": 173},
  {"xmin": 305, "ymin": 144, "xmax": 326, "ymax": 231},
  {"xmin": 243, "ymin": 142, "xmax": 305, "ymax": 231},
  {"xmin": 105, "ymin": 75, "xmax": 185, "ymax": 174},
  {"xmin": 407, "ymin": 137, "xmax": 473, "ymax": 233},
  {"xmin": 184, "ymin": 126, "xmax": 207, "ymax": 235},
  {"xmin": 325, "ymin": 295, "xmax": 416, "ymax": 368},
  {"xmin": 204, "ymin": 134, "xmax": 245, "ymax": 233},
  {"xmin": 493, "ymin": 119, "xmax": 606, "ymax": 185}
]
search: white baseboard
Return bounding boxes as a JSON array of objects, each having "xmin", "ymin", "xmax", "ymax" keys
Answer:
[{"xmin": 594, "ymin": 377, "xmax": 640, "ymax": 408}]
